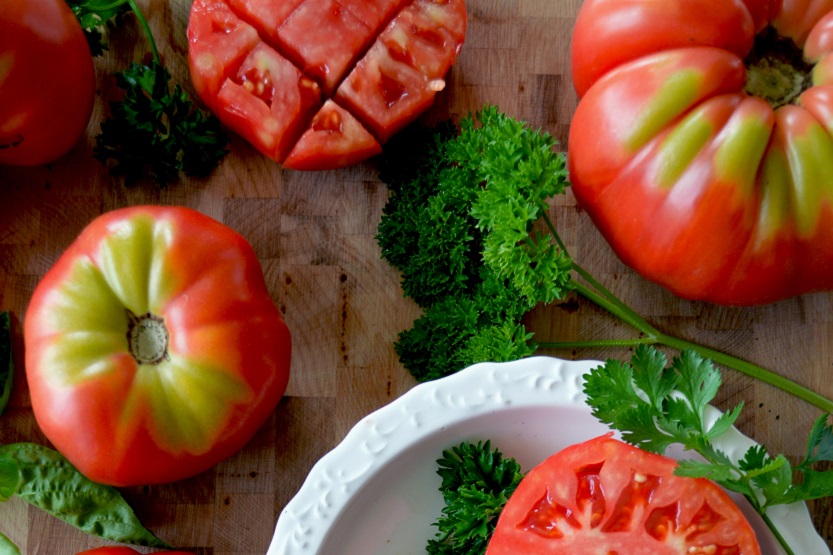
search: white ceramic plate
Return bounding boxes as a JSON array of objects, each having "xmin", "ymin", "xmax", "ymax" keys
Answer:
[{"xmin": 267, "ymin": 357, "xmax": 828, "ymax": 555}]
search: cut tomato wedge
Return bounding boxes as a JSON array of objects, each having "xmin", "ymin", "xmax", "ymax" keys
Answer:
[
  {"xmin": 486, "ymin": 435, "xmax": 761, "ymax": 555},
  {"xmin": 284, "ymin": 100, "xmax": 382, "ymax": 170}
]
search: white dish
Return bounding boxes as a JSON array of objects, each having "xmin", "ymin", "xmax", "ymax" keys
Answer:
[{"xmin": 267, "ymin": 357, "xmax": 828, "ymax": 555}]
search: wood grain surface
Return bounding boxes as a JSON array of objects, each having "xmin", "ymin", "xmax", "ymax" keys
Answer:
[{"xmin": 1, "ymin": 0, "xmax": 832, "ymax": 553}]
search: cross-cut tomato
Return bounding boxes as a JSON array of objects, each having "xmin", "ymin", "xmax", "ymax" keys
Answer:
[
  {"xmin": 24, "ymin": 206, "xmax": 291, "ymax": 487},
  {"xmin": 568, "ymin": 0, "xmax": 833, "ymax": 305},
  {"xmin": 187, "ymin": 0, "xmax": 466, "ymax": 171},
  {"xmin": 486, "ymin": 435, "xmax": 761, "ymax": 555}
]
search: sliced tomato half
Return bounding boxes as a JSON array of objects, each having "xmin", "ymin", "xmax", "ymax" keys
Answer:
[
  {"xmin": 187, "ymin": 0, "xmax": 466, "ymax": 170},
  {"xmin": 486, "ymin": 435, "xmax": 761, "ymax": 555}
]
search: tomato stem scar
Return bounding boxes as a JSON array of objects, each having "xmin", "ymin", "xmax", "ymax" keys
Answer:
[
  {"xmin": 744, "ymin": 27, "xmax": 813, "ymax": 109},
  {"xmin": 125, "ymin": 309, "xmax": 170, "ymax": 365}
]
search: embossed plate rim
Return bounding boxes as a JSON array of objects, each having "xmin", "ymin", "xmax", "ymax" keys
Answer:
[{"xmin": 267, "ymin": 356, "xmax": 827, "ymax": 555}]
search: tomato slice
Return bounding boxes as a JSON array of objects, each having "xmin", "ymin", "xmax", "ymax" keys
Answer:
[
  {"xmin": 284, "ymin": 99, "xmax": 382, "ymax": 170},
  {"xmin": 276, "ymin": 0, "xmax": 375, "ymax": 95},
  {"xmin": 336, "ymin": 0, "xmax": 466, "ymax": 143},
  {"xmin": 216, "ymin": 42, "xmax": 322, "ymax": 161},
  {"xmin": 187, "ymin": 0, "xmax": 261, "ymax": 110},
  {"xmin": 486, "ymin": 435, "xmax": 761, "ymax": 555}
]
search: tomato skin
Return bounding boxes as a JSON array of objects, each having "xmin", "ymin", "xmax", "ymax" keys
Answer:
[
  {"xmin": 486, "ymin": 435, "xmax": 760, "ymax": 555},
  {"xmin": 75, "ymin": 548, "xmax": 192, "ymax": 555},
  {"xmin": 0, "ymin": 0, "xmax": 95, "ymax": 165},
  {"xmin": 569, "ymin": 0, "xmax": 833, "ymax": 305},
  {"xmin": 187, "ymin": 0, "xmax": 466, "ymax": 171},
  {"xmin": 24, "ymin": 206, "xmax": 291, "ymax": 487}
]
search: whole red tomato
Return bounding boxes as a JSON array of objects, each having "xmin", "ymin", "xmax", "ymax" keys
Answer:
[
  {"xmin": 0, "ymin": 0, "xmax": 95, "ymax": 165},
  {"xmin": 569, "ymin": 0, "xmax": 833, "ymax": 305},
  {"xmin": 76, "ymin": 548, "xmax": 192, "ymax": 555},
  {"xmin": 186, "ymin": 0, "xmax": 466, "ymax": 170},
  {"xmin": 24, "ymin": 206, "xmax": 291, "ymax": 486},
  {"xmin": 486, "ymin": 435, "xmax": 760, "ymax": 554}
]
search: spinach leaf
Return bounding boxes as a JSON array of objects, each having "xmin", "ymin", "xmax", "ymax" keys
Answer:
[{"xmin": 0, "ymin": 443, "xmax": 169, "ymax": 547}]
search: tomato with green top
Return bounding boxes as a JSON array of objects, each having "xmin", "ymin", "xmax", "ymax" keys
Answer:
[
  {"xmin": 24, "ymin": 206, "xmax": 291, "ymax": 487},
  {"xmin": 0, "ymin": 0, "xmax": 95, "ymax": 166},
  {"xmin": 187, "ymin": 0, "xmax": 466, "ymax": 171},
  {"xmin": 568, "ymin": 0, "xmax": 833, "ymax": 305},
  {"xmin": 486, "ymin": 435, "xmax": 761, "ymax": 555}
]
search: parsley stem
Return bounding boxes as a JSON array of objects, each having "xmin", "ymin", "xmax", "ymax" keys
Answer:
[
  {"xmin": 538, "ymin": 251, "xmax": 833, "ymax": 413},
  {"xmin": 546, "ymin": 206, "xmax": 833, "ymax": 412},
  {"xmin": 126, "ymin": 0, "xmax": 160, "ymax": 64}
]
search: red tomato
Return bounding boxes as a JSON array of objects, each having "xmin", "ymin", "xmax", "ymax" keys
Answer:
[
  {"xmin": 24, "ymin": 206, "xmax": 291, "ymax": 486},
  {"xmin": 76, "ymin": 548, "xmax": 192, "ymax": 555},
  {"xmin": 486, "ymin": 435, "xmax": 761, "ymax": 555},
  {"xmin": 0, "ymin": 0, "xmax": 95, "ymax": 165},
  {"xmin": 187, "ymin": 0, "xmax": 466, "ymax": 171},
  {"xmin": 569, "ymin": 0, "xmax": 833, "ymax": 305}
]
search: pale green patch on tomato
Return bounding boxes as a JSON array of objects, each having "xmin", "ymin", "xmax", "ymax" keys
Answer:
[
  {"xmin": 96, "ymin": 214, "xmax": 178, "ymax": 316},
  {"xmin": 812, "ymin": 54, "xmax": 833, "ymax": 87},
  {"xmin": 714, "ymin": 116, "xmax": 772, "ymax": 195},
  {"xmin": 655, "ymin": 104, "xmax": 715, "ymax": 189},
  {"xmin": 783, "ymin": 123, "xmax": 833, "ymax": 237},
  {"xmin": 126, "ymin": 355, "xmax": 252, "ymax": 454},
  {"xmin": 625, "ymin": 69, "xmax": 702, "ymax": 154},
  {"xmin": 756, "ymin": 146, "xmax": 792, "ymax": 247}
]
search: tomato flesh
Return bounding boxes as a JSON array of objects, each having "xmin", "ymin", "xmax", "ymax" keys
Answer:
[
  {"xmin": 284, "ymin": 99, "xmax": 382, "ymax": 170},
  {"xmin": 187, "ymin": 0, "xmax": 466, "ymax": 170},
  {"xmin": 486, "ymin": 435, "xmax": 761, "ymax": 555}
]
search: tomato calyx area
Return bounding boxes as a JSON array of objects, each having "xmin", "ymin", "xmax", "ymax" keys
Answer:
[
  {"xmin": 125, "ymin": 309, "xmax": 170, "ymax": 365},
  {"xmin": 744, "ymin": 27, "xmax": 813, "ymax": 109}
]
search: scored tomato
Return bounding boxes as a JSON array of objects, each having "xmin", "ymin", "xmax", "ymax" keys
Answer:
[
  {"xmin": 486, "ymin": 435, "xmax": 761, "ymax": 555},
  {"xmin": 568, "ymin": 0, "xmax": 833, "ymax": 305},
  {"xmin": 187, "ymin": 0, "xmax": 466, "ymax": 171},
  {"xmin": 0, "ymin": 0, "xmax": 95, "ymax": 166},
  {"xmin": 24, "ymin": 206, "xmax": 291, "ymax": 487}
]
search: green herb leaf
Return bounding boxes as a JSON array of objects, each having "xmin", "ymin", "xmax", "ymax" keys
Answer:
[
  {"xmin": 0, "ymin": 455, "xmax": 20, "ymax": 502},
  {"xmin": 0, "ymin": 531, "xmax": 21, "ymax": 555},
  {"xmin": 95, "ymin": 62, "xmax": 229, "ymax": 186},
  {"xmin": 65, "ymin": 0, "xmax": 130, "ymax": 56},
  {"xmin": 0, "ymin": 312, "xmax": 12, "ymax": 416},
  {"xmin": 427, "ymin": 441, "xmax": 524, "ymax": 555},
  {"xmin": 0, "ymin": 443, "xmax": 169, "ymax": 547}
]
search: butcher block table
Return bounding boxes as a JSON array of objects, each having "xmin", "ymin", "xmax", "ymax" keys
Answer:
[{"xmin": 2, "ymin": 0, "xmax": 833, "ymax": 552}]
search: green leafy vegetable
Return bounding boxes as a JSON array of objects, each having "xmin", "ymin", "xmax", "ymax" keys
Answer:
[
  {"xmin": 375, "ymin": 106, "xmax": 833, "ymax": 414},
  {"xmin": 584, "ymin": 344, "xmax": 833, "ymax": 555},
  {"xmin": 0, "ymin": 312, "xmax": 12, "ymax": 416},
  {"xmin": 0, "ymin": 443, "xmax": 170, "ymax": 548},
  {"xmin": 95, "ymin": 61, "xmax": 229, "ymax": 185},
  {"xmin": 427, "ymin": 441, "xmax": 524, "ymax": 555},
  {"xmin": 66, "ymin": 0, "xmax": 228, "ymax": 185},
  {"xmin": 0, "ymin": 531, "xmax": 21, "ymax": 555},
  {"xmin": 65, "ymin": 0, "xmax": 130, "ymax": 56}
]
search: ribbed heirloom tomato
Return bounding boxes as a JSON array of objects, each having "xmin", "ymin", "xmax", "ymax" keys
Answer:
[
  {"xmin": 486, "ymin": 435, "xmax": 761, "ymax": 555},
  {"xmin": 0, "ymin": 0, "xmax": 95, "ymax": 165},
  {"xmin": 569, "ymin": 0, "xmax": 833, "ymax": 305},
  {"xmin": 187, "ymin": 0, "xmax": 466, "ymax": 170},
  {"xmin": 76, "ymin": 549, "xmax": 192, "ymax": 555},
  {"xmin": 24, "ymin": 206, "xmax": 291, "ymax": 486}
]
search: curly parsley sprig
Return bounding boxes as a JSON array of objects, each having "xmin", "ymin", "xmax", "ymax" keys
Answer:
[
  {"xmin": 584, "ymin": 345, "xmax": 833, "ymax": 555},
  {"xmin": 376, "ymin": 106, "xmax": 833, "ymax": 413},
  {"xmin": 67, "ymin": 0, "xmax": 228, "ymax": 185},
  {"xmin": 427, "ymin": 441, "xmax": 524, "ymax": 555}
]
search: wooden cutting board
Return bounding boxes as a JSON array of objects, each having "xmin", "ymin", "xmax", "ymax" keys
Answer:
[{"xmin": 1, "ymin": 0, "xmax": 831, "ymax": 552}]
